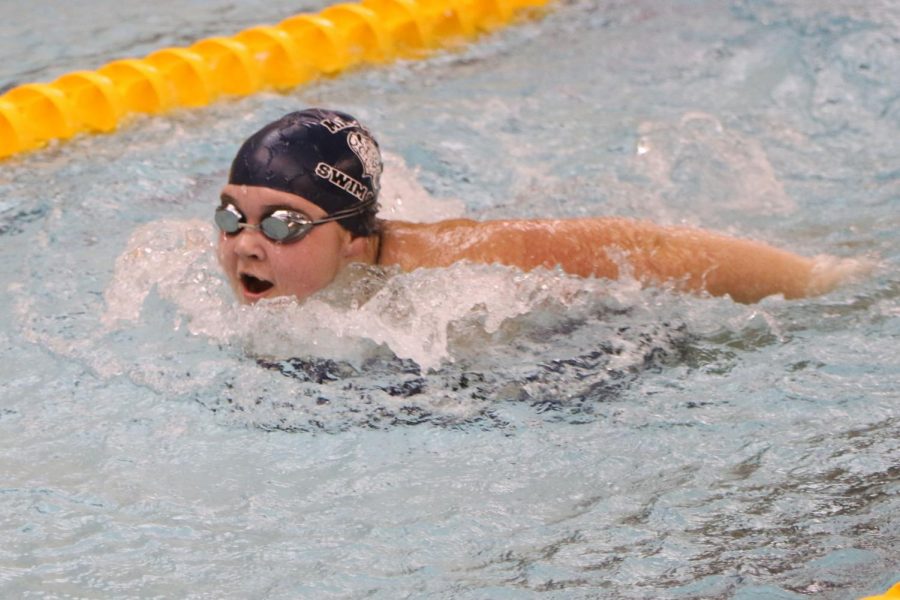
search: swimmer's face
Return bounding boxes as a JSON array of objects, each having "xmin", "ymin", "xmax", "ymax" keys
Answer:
[{"xmin": 217, "ymin": 184, "xmax": 363, "ymax": 304}]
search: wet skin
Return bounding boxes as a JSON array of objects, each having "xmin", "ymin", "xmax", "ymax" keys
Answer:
[
  {"xmin": 218, "ymin": 185, "xmax": 855, "ymax": 305},
  {"xmin": 377, "ymin": 218, "xmax": 847, "ymax": 304},
  {"xmin": 216, "ymin": 184, "xmax": 371, "ymax": 304}
]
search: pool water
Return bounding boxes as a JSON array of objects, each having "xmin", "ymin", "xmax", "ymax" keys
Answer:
[{"xmin": 1, "ymin": 0, "xmax": 898, "ymax": 598}]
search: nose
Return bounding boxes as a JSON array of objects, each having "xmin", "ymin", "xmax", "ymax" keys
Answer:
[{"xmin": 229, "ymin": 228, "xmax": 268, "ymax": 261}]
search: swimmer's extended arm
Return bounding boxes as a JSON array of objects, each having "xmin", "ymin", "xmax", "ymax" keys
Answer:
[{"xmin": 380, "ymin": 218, "xmax": 851, "ymax": 303}]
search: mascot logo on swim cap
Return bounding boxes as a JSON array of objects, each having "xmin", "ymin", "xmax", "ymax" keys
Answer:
[
  {"xmin": 347, "ymin": 131, "xmax": 382, "ymax": 191},
  {"xmin": 320, "ymin": 115, "xmax": 357, "ymax": 134}
]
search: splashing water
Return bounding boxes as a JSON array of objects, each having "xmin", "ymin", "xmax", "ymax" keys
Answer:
[
  {"xmin": 96, "ymin": 214, "xmax": 686, "ymax": 431},
  {"xmin": 2, "ymin": 1, "xmax": 898, "ymax": 598}
]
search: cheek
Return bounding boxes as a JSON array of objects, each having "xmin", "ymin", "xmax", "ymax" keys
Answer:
[
  {"xmin": 277, "ymin": 251, "xmax": 337, "ymax": 286},
  {"xmin": 272, "ymin": 239, "xmax": 346, "ymax": 297}
]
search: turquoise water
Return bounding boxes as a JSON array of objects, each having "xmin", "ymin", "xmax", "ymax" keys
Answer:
[{"xmin": 1, "ymin": 1, "xmax": 898, "ymax": 598}]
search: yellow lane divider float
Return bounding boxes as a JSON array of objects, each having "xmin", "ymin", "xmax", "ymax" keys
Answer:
[
  {"xmin": 862, "ymin": 582, "xmax": 900, "ymax": 600},
  {"xmin": 0, "ymin": 0, "xmax": 551, "ymax": 159}
]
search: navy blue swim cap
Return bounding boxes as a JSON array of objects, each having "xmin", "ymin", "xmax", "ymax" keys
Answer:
[{"xmin": 228, "ymin": 108, "xmax": 382, "ymax": 236}]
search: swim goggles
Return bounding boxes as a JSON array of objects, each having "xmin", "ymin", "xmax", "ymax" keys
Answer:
[{"xmin": 214, "ymin": 199, "xmax": 375, "ymax": 244}]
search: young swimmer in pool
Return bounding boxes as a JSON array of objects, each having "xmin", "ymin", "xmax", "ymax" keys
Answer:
[{"xmin": 217, "ymin": 108, "xmax": 852, "ymax": 305}]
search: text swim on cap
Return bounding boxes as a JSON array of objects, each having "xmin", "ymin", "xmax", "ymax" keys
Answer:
[{"xmin": 228, "ymin": 108, "xmax": 383, "ymax": 235}]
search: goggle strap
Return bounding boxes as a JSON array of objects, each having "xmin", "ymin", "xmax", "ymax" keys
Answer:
[{"xmin": 310, "ymin": 197, "xmax": 377, "ymax": 225}]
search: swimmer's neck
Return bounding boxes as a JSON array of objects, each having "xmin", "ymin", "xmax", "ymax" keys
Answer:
[{"xmin": 362, "ymin": 224, "xmax": 384, "ymax": 266}]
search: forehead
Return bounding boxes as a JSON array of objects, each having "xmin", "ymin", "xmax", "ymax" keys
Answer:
[{"xmin": 219, "ymin": 184, "xmax": 326, "ymax": 217}]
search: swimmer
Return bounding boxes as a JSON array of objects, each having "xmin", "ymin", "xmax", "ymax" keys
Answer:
[{"xmin": 217, "ymin": 108, "xmax": 856, "ymax": 305}]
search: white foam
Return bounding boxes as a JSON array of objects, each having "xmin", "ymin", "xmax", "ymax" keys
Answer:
[
  {"xmin": 101, "ymin": 219, "xmax": 226, "ymax": 329},
  {"xmin": 98, "ymin": 217, "xmax": 657, "ymax": 373},
  {"xmin": 808, "ymin": 254, "xmax": 877, "ymax": 297},
  {"xmin": 377, "ymin": 151, "xmax": 466, "ymax": 222}
]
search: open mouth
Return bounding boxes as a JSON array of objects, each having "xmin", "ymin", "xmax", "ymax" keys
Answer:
[{"xmin": 240, "ymin": 273, "xmax": 274, "ymax": 295}]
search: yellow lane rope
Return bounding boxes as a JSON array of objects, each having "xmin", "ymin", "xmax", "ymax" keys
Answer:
[
  {"xmin": 0, "ymin": 0, "xmax": 551, "ymax": 159},
  {"xmin": 862, "ymin": 583, "xmax": 900, "ymax": 600}
]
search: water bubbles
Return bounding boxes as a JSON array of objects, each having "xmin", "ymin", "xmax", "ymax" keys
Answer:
[{"xmin": 101, "ymin": 219, "xmax": 225, "ymax": 329}]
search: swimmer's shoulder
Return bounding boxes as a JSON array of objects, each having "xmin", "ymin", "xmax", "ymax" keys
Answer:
[
  {"xmin": 376, "ymin": 217, "xmax": 637, "ymax": 273},
  {"xmin": 377, "ymin": 218, "xmax": 480, "ymax": 270}
]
